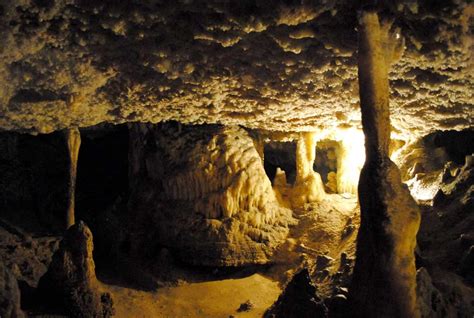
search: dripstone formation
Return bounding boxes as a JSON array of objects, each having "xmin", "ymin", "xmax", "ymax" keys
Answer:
[
  {"xmin": 349, "ymin": 10, "xmax": 421, "ymax": 318},
  {"xmin": 128, "ymin": 123, "xmax": 294, "ymax": 266}
]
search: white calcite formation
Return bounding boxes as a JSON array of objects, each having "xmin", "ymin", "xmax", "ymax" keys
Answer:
[
  {"xmin": 336, "ymin": 129, "xmax": 366, "ymax": 195},
  {"xmin": 0, "ymin": 1, "xmax": 471, "ymax": 138},
  {"xmin": 128, "ymin": 124, "xmax": 294, "ymax": 266},
  {"xmin": 290, "ymin": 132, "xmax": 326, "ymax": 207}
]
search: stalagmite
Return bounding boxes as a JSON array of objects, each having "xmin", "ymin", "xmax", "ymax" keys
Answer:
[
  {"xmin": 37, "ymin": 221, "xmax": 114, "ymax": 317},
  {"xmin": 349, "ymin": 10, "xmax": 421, "ymax": 318},
  {"xmin": 65, "ymin": 128, "xmax": 81, "ymax": 228},
  {"xmin": 291, "ymin": 132, "xmax": 325, "ymax": 207}
]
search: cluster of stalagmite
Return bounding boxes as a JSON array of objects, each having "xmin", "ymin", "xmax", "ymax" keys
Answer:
[
  {"xmin": 349, "ymin": 10, "xmax": 421, "ymax": 318},
  {"xmin": 128, "ymin": 123, "xmax": 294, "ymax": 266}
]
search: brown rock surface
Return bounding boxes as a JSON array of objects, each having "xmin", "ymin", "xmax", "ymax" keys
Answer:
[
  {"xmin": 37, "ymin": 221, "xmax": 114, "ymax": 318},
  {"xmin": 349, "ymin": 10, "xmax": 421, "ymax": 318},
  {"xmin": 0, "ymin": 261, "xmax": 25, "ymax": 318}
]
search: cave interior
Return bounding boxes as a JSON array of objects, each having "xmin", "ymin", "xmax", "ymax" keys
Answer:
[{"xmin": 0, "ymin": 1, "xmax": 473, "ymax": 318}]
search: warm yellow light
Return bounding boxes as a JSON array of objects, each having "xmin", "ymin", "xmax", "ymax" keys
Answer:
[
  {"xmin": 336, "ymin": 129, "xmax": 366, "ymax": 194},
  {"xmin": 406, "ymin": 172, "xmax": 441, "ymax": 202}
]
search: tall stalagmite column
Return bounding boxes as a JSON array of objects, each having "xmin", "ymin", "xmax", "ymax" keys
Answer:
[
  {"xmin": 349, "ymin": 10, "xmax": 421, "ymax": 318},
  {"xmin": 65, "ymin": 128, "xmax": 81, "ymax": 228},
  {"xmin": 290, "ymin": 132, "xmax": 325, "ymax": 207}
]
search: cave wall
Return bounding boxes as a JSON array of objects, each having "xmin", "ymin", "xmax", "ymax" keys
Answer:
[
  {"xmin": 128, "ymin": 123, "xmax": 294, "ymax": 266},
  {"xmin": 394, "ymin": 129, "xmax": 474, "ymax": 201}
]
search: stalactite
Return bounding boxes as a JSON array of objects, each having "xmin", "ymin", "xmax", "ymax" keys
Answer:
[
  {"xmin": 349, "ymin": 10, "xmax": 420, "ymax": 318},
  {"xmin": 65, "ymin": 128, "xmax": 81, "ymax": 229}
]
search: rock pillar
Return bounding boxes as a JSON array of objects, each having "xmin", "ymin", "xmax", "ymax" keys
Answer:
[
  {"xmin": 349, "ymin": 10, "xmax": 421, "ymax": 318},
  {"xmin": 65, "ymin": 128, "xmax": 81, "ymax": 228},
  {"xmin": 291, "ymin": 132, "xmax": 325, "ymax": 207}
]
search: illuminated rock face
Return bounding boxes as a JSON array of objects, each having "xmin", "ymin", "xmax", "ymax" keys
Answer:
[
  {"xmin": 336, "ymin": 129, "xmax": 365, "ymax": 194},
  {"xmin": 394, "ymin": 129, "xmax": 474, "ymax": 202},
  {"xmin": 349, "ymin": 11, "xmax": 421, "ymax": 318},
  {"xmin": 128, "ymin": 123, "xmax": 294, "ymax": 266},
  {"xmin": 290, "ymin": 132, "xmax": 326, "ymax": 208}
]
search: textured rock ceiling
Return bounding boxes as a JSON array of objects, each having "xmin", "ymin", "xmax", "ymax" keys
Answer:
[{"xmin": 0, "ymin": 0, "xmax": 472, "ymax": 137}]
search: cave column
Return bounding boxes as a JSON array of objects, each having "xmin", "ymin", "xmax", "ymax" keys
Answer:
[
  {"xmin": 65, "ymin": 128, "xmax": 81, "ymax": 229},
  {"xmin": 291, "ymin": 132, "xmax": 325, "ymax": 207},
  {"xmin": 295, "ymin": 132, "xmax": 317, "ymax": 183},
  {"xmin": 349, "ymin": 10, "xmax": 421, "ymax": 318}
]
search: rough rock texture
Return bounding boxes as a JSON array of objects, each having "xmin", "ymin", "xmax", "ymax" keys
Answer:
[
  {"xmin": 0, "ymin": 224, "xmax": 59, "ymax": 288},
  {"xmin": 37, "ymin": 221, "xmax": 114, "ymax": 318},
  {"xmin": 264, "ymin": 268, "xmax": 327, "ymax": 318},
  {"xmin": 415, "ymin": 154, "xmax": 474, "ymax": 317},
  {"xmin": 349, "ymin": 11, "xmax": 421, "ymax": 318},
  {"xmin": 128, "ymin": 123, "xmax": 294, "ymax": 266},
  {"xmin": 416, "ymin": 267, "xmax": 448, "ymax": 318},
  {"xmin": 0, "ymin": 261, "xmax": 25, "ymax": 318},
  {"xmin": 394, "ymin": 129, "xmax": 474, "ymax": 201},
  {"xmin": 0, "ymin": 1, "xmax": 472, "ymax": 136}
]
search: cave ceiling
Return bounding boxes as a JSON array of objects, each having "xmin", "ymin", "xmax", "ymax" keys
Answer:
[{"xmin": 0, "ymin": 0, "xmax": 472, "ymax": 137}]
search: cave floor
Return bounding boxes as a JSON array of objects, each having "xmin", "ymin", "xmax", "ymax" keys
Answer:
[
  {"xmin": 1, "ymin": 193, "xmax": 360, "ymax": 317},
  {"xmin": 106, "ymin": 273, "xmax": 280, "ymax": 318},
  {"xmin": 99, "ymin": 193, "xmax": 360, "ymax": 318}
]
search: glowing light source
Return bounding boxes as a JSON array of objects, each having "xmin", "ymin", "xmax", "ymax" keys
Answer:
[{"xmin": 336, "ymin": 129, "xmax": 366, "ymax": 194}]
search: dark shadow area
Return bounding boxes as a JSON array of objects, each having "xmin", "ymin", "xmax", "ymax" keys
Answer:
[
  {"xmin": 0, "ymin": 131, "xmax": 68, "ymax": 234},
  {"xmin": 264, "ymin": 141, "xmax": 297, "ymax": 184},
  {"xmin": 314, "ymin": 140, "xmax": 339, "ymax": 184}
]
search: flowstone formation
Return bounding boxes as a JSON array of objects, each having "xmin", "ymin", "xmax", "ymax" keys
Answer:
[
  {"xmin": 37, "ymin": 221, "xmax": 114, "ymax": 318},
  {"xmin": 349, "ymin": 11, "xmax": 421, "ymax": 318},
  {"xmin": 128, "ymin": 123, "xmax": 294, "ymax": 266}
]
